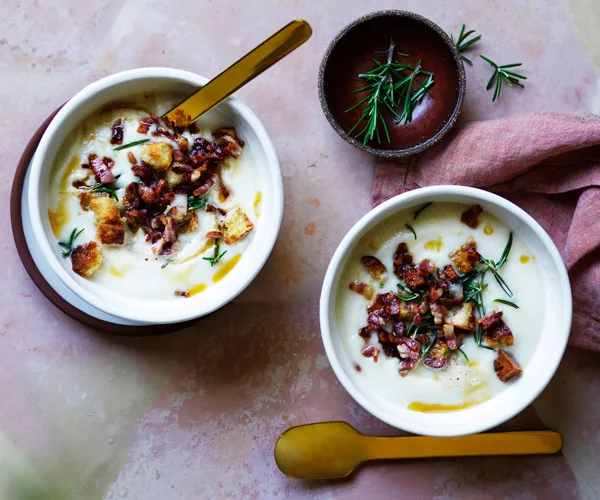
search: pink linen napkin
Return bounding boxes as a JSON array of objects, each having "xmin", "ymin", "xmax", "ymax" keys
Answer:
[{"xmin": 373, "ymin": 112, "xmax": 600, "ymax": 350}]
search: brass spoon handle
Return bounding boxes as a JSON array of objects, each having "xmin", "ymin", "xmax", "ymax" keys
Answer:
[
  {"xmin": 364, "ymin": 431, "xmax": 562, "ymax": 461},
  {"xmin": 163, "ymin": 19, "xmax": 312, "ymax": 128}
]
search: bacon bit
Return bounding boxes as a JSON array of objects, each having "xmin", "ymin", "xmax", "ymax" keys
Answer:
[
  {"xmin": 397, "ymin": 337, "xmax": 420, "ymax": 360},
  {"xmin": 400, "ymin": 267, "xmax": 427, "ymax": 289},
  {"xmin": 415, "ymin": 334, "xmax": 430, "ymax": 345},
  {"xmin": 151, "ymin": 238, "xmax": 164, "ymax": 255},
  {"xmin": 378, "ymin": 330, "xmax": 397, "ymax": 344},
  {"xmin": 477, "ymin": 311, "xmax": 504, "ymax": 329},
  {"xmin": 137, "ymin": 116, "xmax": 156, "ymax": 134},
  {"xmin": 349, "ymin": 281, "xmax": 375, "ymax": 300},
  {"xmin": 173, "ymin": 149, "xmax": 185, "ymax": 162},
  {"xmin": 438, "ymin": 297, "xmax": 463, "ymax": 306},
  {"xmin": 177, "ymin": 135, "xmax": 189, "ymax": 152},
  {"xmin": 381, "ymin": 342, "xmax": 401, "ymax": 359},
  {"xmin": 187, "ymin": 122, "xmax": 199, "ymax": 134},
  {"xmin": 367, "ymin": 293, "xmax": 386, "ymax": 313},
  {"xmin": 367, "ymin": 311, "xmax": 388, "ymax": 329},
  {"xmin": 175, "ymin": 291, "xmax": 190, "ymax": 298},
  {"xmin": 398, "ymin": 359, "xmax": 416, "ymax": 376},
  {"xmin": 428, "ymin": 282, "xmax": 444, "ymax": 303},
  {"xmin": 163, "ymin": 216, "xmax": 178, "ymax": 243},
  {"xmin": 417, "ymin": 259, "xmax": 435, "ymax": 277},
  {"xmin": 361, "ymin": 345, "xmax": 380, "ymax": 362},
  {"xmin": 205, "ymin": 203, "xmax": 227, "ymax": 217},
  {"xmin": 442, "ymin": 265, "xmax": 460, "ymax": 282},
  {"xmin": 123, "ymin": 183, "xmax": 140, "ymax": 209},
  {"xmin": 381, "ymin": 293, "xmax": 401, "ymax": 315},
  {"xmin": 192, "ymin": 178, "xmax": 215, "ymax": 196},
  {"xmin": 358, "ymin": 327, "xmax": 371, "ymax": 339},
  {"xmin": 127, "ymin": 151, "xmax": 137, "ymax": 164},
  {"xmin": 494, "ymin": 349, "xmax": 522, "ymax": 382},
  {"xmin": 131, "ymin": 164, "xmax": 154, "ymax": 185},
  {"xmin": 205, "ymin": 230, "xmax": 223, "ymax": 239},
  {"xmin": 139, "ymin": 184, "xmax": 157, "ymax": 205},
  {"xmin": 430, "ymin": 302, "xmax": 447, "ymax": 325},
  {"xmin": 89, "ymin": 155, "xmax": 115, "ymax": 184},
  {"xmin": 461, "ymin": 204, "xmax": 483, "ymax": 229},
  {"xmin": 110, "ymin": 117, "xmax": 124, "ymax": 145},
  {"xmin": 392, "ymin": 321, "xmax": 405, "ymax": 337},
  {"xmin": 361, "ymin": 256, "xmax": 387, "ymax": 281},
  {"xmin": 443, "ymin": 324, "xmax": 458, "ymax": 350},
  {"xmin": 484, "ymin": 320, "xmax": 514, "ymax": 348},
  {"xmin": 393, "ymin": 242, "xmax": 413, "ymax": 269},
  {"xmin": 355, "ymin": 364, "xmax": 362, "ymax": 372},
  {"xmin": 424, "ymin": 341, "xmax": 449, "ymax": 369}
]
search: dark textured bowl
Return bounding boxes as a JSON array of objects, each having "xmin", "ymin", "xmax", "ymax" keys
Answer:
[{"xmin": 318, "ymin": 10, "xmax": 466, "ymax": 158}]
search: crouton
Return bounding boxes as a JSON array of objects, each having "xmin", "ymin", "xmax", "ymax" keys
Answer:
[
  {"xmin": 445, "ymin": 301, "xmax": 475, "ymax": 330},
  {"xmin": 449, "ymin": 238, "xmax": 481, "ymax": 274},
  {"xmin": 79, "ymin": 191, "xmax": 92, "ymax": 211},
  {"xmin": 494, "ymin": 349, "xmax": 522, "ymax": 382},
  {"xmin": 71, "ymin": 241, "xmax": 103, "ymax": 278},
  {"xmin": 90, "ymin": 195, "xmax": 121, "ymax": 224},
  {"xmin": 219, "ymin": 207, "xmax": 254, "ymax": 245},
  {"xmin": 165, "ymin": 167, "xmax": 185, "ymax": 188},
  {"xmin": 484, "ymin": 320, "xmax": 514, "ymax": 348},
  {"xmin": 97, "ymin": 222, "xmax": 125, "ymax": 245},
  {"xmin": 141, "ymin": 141, "xmax": 173, "ymax": 171},
  {"xmin": 178, "ymin": 213, "xmax": 199, "ymax": 234}
]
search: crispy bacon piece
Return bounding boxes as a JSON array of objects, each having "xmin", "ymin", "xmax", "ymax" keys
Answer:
[
  {"xmin": 494, "ymin": 349, "xmax": 522, "ymax": 382},
  {"xmin": 400, "ymin": 267, "xmax": 427, "ymax": 289},
  {"xmin": 397, "ymin": 337, "xmax": 420, "ymax": 360},
  {"xmin": 398, "ymin": 359, "xmax": 416, "ymax": 376},
  {"xmin": 175, "ymin": 290, "xmax": 190, "ymax": 298},
  {"xmin": 139, "ymin": 184, "xmax": 157, "ymax": 205},
  {"xmin": 367, "ymin": 311, "xmax": 388, "ymax": 329},
  {"xmin": 212, "ymin": 127, "xmax": 245, "ymax": 158},
  {"xmin": 205, "ymin": 230, "xmax": 222, "ymax": 239},
  {"xmin": 392, "ymin": 321, "xmax": 405, "ymax": 337},
  {"xmin": 461, "ymin": 204, "xmax": 483, "ymax": 229},
  {"xmin": 131, "ymin": 164, "xmax": 154, "ymax": 185},
  {"xmin": 477, "ymin": 311, "xmax": 504, "ymax": 330},
  {"xmin": 358, "ymin": 327, "xmax": 371, "ymax": 340},
  {"xmin": 89, "ymin": 155, "xmax": 115, "ymax": 184},
  {"xmin": 110, "ymin": 117, "xmax": 124, "ymax": 145},
  {"xmin": 484, "ymin": 320, "xmax": 514, "ymax": 348},
  {"xmin": 361, "ymin": 345, "xmax": 380, "ymax": 362},
  {"xmin": 205, "ymin": 203, "xmax": 227, "ymax": 216},
  {"xmin": 127, "ymin": 151, "xmax": 137, "ymax": 164},
  {"xmin": 430, "ymin": 302, "xmax": 447, "ymax": 325},
  {"xmin": 192, "ymin": 178, "xmax": 215, "ymax": 197},
  {"xmin": 349, "ymin": 281, "xmax": 375, "ymax": 300},
  {"xmin": 442, "ymin": 264, "xmax": 460, "ymax": 282},
  {"xmin": 123, "ymin": 183, "xmax": 141, "ymax": 209},
  {"xmin": 443, "ymin": 324, "xmax": 458, "ymax": 350},
  {"xmin": 417, "ymin": 259, "xmax": 435, "ymax": 277},
  {"xmin": 381, "ymin": 342, "xmax": 400, "ymax": 359},
  {"xmin": 137, "ymin": 115, "xmax": 156, "ymax": 134},
  {"xmin": 381, "ymin": 293, "xmax": 401, "ymax": 315},
  {"xmin": 423, "ymin": 341, "xmax": 449, "ymax": 369},
  {"xmin": 449, "ymin": 238, "xmax": 481, "ymax": 274},
  {"xmin": 428, "ymin": 282, "xmax": 444, "ymax": 303},
  {"xmin": 163, "ymin": 216, "xmax": 178, "ymax": 243},
  {"xmin": 361, "ymin": 256, "xmax": 388, "ymax": 281}
]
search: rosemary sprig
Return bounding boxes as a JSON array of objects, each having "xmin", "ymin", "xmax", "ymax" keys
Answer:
[
  {"xmin": 113, "ymin": 139, "xmax": 150, "ymax": 151},
  {"xmin": 203, "ymin": 238, "xmax": 227, "ymax": 267},
  {"xmin": 480, "ymin": 56, "xmax": 527, "ymax": 102},
  {"xmin": 451, "ymin": 24, "xmax": 482, "ymax": 64},
  {"xmin": 405, "ymin": 223, "xmax": 417, "ymax": 240},
  {"xmin": 58, "ymin": 227, "xmax": 84, "ymax": 257},
  {"xmin": 161, "ymin": 258, "xmax": 172, "ymax": 269},
  {"xmin": 90, "ymin": 182, "xmax": 119, "ymax": 201},
  {"xmin": 188, "ymin": 195, "xmax": 207, "ymax": 211},
  {"xmin": 392, "ymin": 282, "xmax": 419, "ymax": 301},
  {"xmin": 457, "ymin": 346, "xmax": 469, "ymax": 362},
  {"xmin": 494, "ymin": 299, "xmax": 519, "ymax": 309},
  {"xmin": 422, "ymin": 336, "xmax": 437, "ymax": 357},
  {"xmin": 346, "ymin": 40, "xmax": 435, "ymax": 145},
  {"xmin": 413, "ymin": 202, "xmax": 432, "ymax": 220}
]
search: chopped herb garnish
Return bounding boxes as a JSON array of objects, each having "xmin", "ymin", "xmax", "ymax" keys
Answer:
[
  {"xmin": 413, "ymin": 202, "xmax": 432, "ymax": 220},
  {"xmin": 161, "ymin": 258, "xmax": 172, "ymax": 269},
  {"xmin": 379, "ymin": 283, "xmax": 385, "ymax": 289},
  {"xmin": 346, "ymin": 39, "xmax": 435, "ymax": 145},
  {"xmin": 494, "ymin": 299, "xmax": 519, "ymax": 309},
  {"xmin": 113, "ymin": 138, "xmax": 150, "ymax": 151},
  {"xmin": 457, "ymin": 347, "xmax": 469, "ymax": 362},
  {"xmin": 188, "ymin": 195, "xmax": 207, "ymax": 211},
  {"xmin": 450, "ymin": 24, "xmax": 482, "ymax": 65},
  {"xmin": 392, "ymin": 282, "xmax": 419, "ymax": 301},
  {"xmin": 480, "ymin": 56, "xmax": 527, "ymax": 102},
  {"xmin": 443, "ymin": 349, "xmax": 451, "ymax": 357},
  {"xmin": 203, "ymin": 238, "xmax": 227, "ymax": 267},
  {"xmin": 90, "ymin": 182, "xmax": 118, "ymax": 201},
  {"xmin": 405, "ymin": 223, "xmax": 417, "ymax": 240},
  {"xmin": 430, "ymin": 269, "xmax": 440, "ymax": 283},
  {"xmin": 58, "ymin": 227, "xmax": 84, "ymax": 257},
  {"xmin": 422, "ymin": 336, "xmax": 437, "ymax": 357}
]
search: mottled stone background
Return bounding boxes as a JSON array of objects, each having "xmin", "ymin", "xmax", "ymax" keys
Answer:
[{"xmin": 1, "ymin": 0, "xmax": 599, "ymax": 498}]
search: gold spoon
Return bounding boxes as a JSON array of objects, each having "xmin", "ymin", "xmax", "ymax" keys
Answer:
[
  {"xmin": 275, "ymin": 421, "xmax": 562, "ymax": 479},
  {"xmin": 163, "ymin": 19, "xmax": 312, "ymax": 129}
]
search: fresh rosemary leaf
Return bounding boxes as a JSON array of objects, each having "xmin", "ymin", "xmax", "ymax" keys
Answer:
[
  {"xmin": 422, "ymin": 336, "xmax": 437, "ymax": 357},
  {"xmin": 203, "ymin": 238, "xmax": 227, "ymax": 267},
  {"xmin": 161, "ymin": 258, "xmax": 172, "ymax": 269},
  {"xmin": 480, "ymin": 56, "xmax": 527, "ymax": 102},
  {"xmin": 113, "ymin": 138, "xmax": 150, "ymax": 151},
  {"xmin": 90, "ymin": 183, "xmax": 119, "ymax": 201},
  {"xmin": 457, "ymin": 347, "xmax": 469, "ymax": 362},
  {"xmin": 413, "ymin": 202, "xmax": 433, "ymax": 220},
  {"xmin": 405, "ymin": 223, "xmax": 417, "ymax": 240},
  {"xmin": 443, "ymin": 349, "xmax": 452, "ymax": 357},
  {"xmin": 58, "ymin": 227, "xmax": 84, "ymax": 257},
  {"xmin": 187, "ymin": 195, "xmax": 207, "ymax": 211},
  {"xmin": 494, "ymin": 298, "xmax": 519, "ymax": 309},
  {"xmin": 497, "ymin": 232, "xmax": 513, "ymax": 269},
  {"xmin": 451, "ymin": 24, "xmax": 482, "ymax": 65}
]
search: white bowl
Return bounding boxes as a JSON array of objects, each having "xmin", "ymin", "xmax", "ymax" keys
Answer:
[
  {"xmin": 28, "ymin": 68, "xmax": 283, "ymax": 324},
  {"xmin": 320, "ymin": 186, "xmax": 571, "ymax": 436}
]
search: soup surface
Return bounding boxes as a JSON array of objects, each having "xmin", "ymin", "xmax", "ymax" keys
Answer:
[
  {"xmin": 48, "ymin": 93, "xmax": 260, "ymax": 300},
  {"xmin": 336, "ymin": 202, "xmax": 544, "ymax": 412}
]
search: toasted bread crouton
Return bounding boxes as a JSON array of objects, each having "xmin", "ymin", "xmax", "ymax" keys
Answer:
[
  {"xmin": 141, "ymin": 141, "xmax": 173, "ymax": 171},
  {"xmin": 97, "ymin": 222, "xmax": 125, "ymax": 245},
  {"xmin": 445, "ymin": 301, "xmax": 475, "ymax": 330},
  {"xmin": 484, "ymin": 320, "xmax": 514, "ymax": 348},
  {"xmin": 90, "ymin": 195, "xmax": 121, "ymax": 224},
  {"xmin": 71, "ymin": 241, "xmax": 103, "ymax": 278},
  {"xmin": 165, "ymin": 166, "xmax": 185, "ymax": 188},
  {"xmin": 178, "ymin": 213, "xmax": 199, "ymax": 234},
  {"xmin": 79, "ymin": 191, "xmax": 93, "ymax": 211},
  {"xmin": 494, "ymin": 349, "xmax": 522, "ymax": 382},
  {"xmin": 449, "ymin": 238, "xmax": 481, "ymax": 274},
  {"xmin": 219, "ymin": 207, "xmax": 254, "ymax": 244}
]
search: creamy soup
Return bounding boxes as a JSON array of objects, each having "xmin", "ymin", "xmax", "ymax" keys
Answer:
[
  {"xmin": 336, "ymin": 202, "xmax": 544, "ymax": 412},
  {"xmin": 48, "ymin": 93, "xmax": 260, "ymax": 300}
]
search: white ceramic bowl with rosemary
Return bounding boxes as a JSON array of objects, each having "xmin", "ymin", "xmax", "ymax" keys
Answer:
[
  {"xmin": 320, "ymin": 186, "xmax": 571, "ymax": 436},
  {"xmin": 28, "ymin": 68, "xmax": 283, "ymax": 324}
]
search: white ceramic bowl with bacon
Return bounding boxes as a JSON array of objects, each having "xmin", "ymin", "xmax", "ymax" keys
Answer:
[
  {"xmin": 320, "ymin": 186, "xmax": 571, "ymax": 436},
  {"xmin": 28, "ymin": 68, "xmax": 282, "ymax": 324}
]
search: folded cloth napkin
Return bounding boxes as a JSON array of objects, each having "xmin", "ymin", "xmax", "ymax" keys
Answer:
[{"xmin": 373, "ymin": 112, "xmax": 600, "ymax": 350}]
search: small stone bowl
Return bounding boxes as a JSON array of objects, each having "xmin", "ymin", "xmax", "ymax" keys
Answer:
[{"xmin": 318, "ymin": 10, "xmax": 466, "ymax": 158}]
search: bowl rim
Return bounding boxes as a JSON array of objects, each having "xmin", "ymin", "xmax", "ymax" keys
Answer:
[
  {"xmin": 317, "ymin": 10, "xmax": 466, "ymax": 159},
  {"xmin": 319, "ymin": 186, "xmax": 572, "ymax": 436},
  {"xmin": 28, "ymin": 67, "xmax": 283, "ymax": 324}
]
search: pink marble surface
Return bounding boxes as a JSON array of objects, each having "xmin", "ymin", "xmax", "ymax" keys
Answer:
[{"xmin": 1, "ymin": 0, "xmax": 600, "ymax": 498}]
